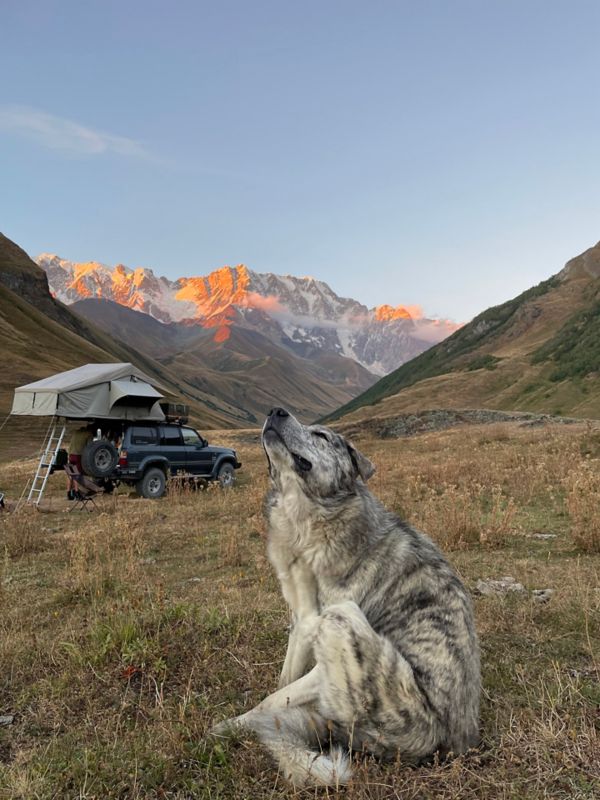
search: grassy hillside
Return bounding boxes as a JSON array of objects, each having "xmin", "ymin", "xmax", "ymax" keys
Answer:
[
  {"xmin": 0, "ymin": 421, "xmax": 598, "ymax": 798},
  {"xmin": 532, "ymin": 287, "xmax": 600, "ymax": 381},
  {"xmin": 325, "ymin": 242, "xmax": 600, "ymax": 424},
  {"xmin": 71, "ymin": 298, "xmax": 200, "ymax": 358},
  {"xmin": 0, "ymin": 281, "xmax": 114, "ymax": 412}
]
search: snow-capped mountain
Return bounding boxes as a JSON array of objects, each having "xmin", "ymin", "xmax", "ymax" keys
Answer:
[{"xmin": 37, "ymin": 254, "xmax": 461, "ymax": 376}]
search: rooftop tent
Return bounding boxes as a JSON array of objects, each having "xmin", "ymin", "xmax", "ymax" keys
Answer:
[
  {"xmin": 109, "ymin": 379, "xmax": 163, "ymax": 407},
  {"xmin": 11, "ymin": 363, "xmax": 167, "ymax": 420}
]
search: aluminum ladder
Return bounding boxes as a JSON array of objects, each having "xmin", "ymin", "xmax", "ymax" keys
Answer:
[{"xmin": 27, "ymin": 419, "xmax": 67, "ymax": 506}]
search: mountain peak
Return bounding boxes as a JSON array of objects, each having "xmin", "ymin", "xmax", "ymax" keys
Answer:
[
  {"xmin": 560, "ymin": 240, "xmax": 600, "ymax": 280},
  {"xmin": 375, "ymin": 304, "xmax": 414, "ymax": 322}
]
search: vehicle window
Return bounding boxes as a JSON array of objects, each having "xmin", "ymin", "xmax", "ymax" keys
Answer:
[
  {"xmin": 181, "ymin": 428, "xmax": 202, "ymax": 446},
  {"xmin": 160, "ymin": 427, "xmax": 183, "ymax": 446},
  {"xmin": 131, "ymin": 426, "xmax": 158, "ymax": 445}
]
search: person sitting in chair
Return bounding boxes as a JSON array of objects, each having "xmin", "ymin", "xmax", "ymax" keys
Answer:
[{"xmin": 66, "ymin": 423, "xmax": 94, "ymax": 499}]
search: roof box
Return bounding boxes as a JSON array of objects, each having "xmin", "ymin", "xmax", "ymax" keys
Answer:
[{"xmin": 159, "ymin": 402, "xmax": 189, "ymax": 425}]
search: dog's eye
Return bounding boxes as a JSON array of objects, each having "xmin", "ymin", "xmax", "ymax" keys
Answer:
[
  {"xmin": 312, "ymin": 431, "xmax": 329, "ymax": 442},
  {"xmin": 292, "ymin": 453, "xmax": 313, "ymax": 472}
]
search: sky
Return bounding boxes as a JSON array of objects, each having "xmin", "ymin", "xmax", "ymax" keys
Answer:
[{"xmin": 2, "ymin": 0, "xmax": 600, "ymax": 322}]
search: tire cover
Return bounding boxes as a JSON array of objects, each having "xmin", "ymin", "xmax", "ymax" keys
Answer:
[{"xmin": 81, "ymin": 440, "xmax": 118, "ymax": 478}]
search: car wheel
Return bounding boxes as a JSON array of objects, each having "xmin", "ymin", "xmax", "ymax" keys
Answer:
[
  {"xmin": 136, "ymin": 467, "xmax": 167, "ymax": 499},
  {"xmin": 81, "ymin": 440, "xmax": 119, "ymax": 478},
  {"xmin": 217, "ymin": 462, "xmax": 235, "ymax": 488}
]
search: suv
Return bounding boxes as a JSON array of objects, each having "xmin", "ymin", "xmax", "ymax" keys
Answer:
[{"xmin": 81, "ymin": 422, "xmax": 241, "ymax": 499}]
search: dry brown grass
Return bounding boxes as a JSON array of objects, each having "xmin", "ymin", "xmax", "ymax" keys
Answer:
[
  {"xmin": 565, "ymin": 463, "xmax": 600, "ymax": 553},
  {"xmin": 0, "ymin": 420, "xmax": 599, "ymax": 799},
  {"xmin": 0, "ymin": 509, "xmax": 51, "ymax": 558}
]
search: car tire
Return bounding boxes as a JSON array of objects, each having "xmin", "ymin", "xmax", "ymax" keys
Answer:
[
  {"xmin": 136, "ymin": 467, "xmax": 167, "ymax": 499},
  {"xmin": 81, "ymin": 440, "xmax": 119, "ymax": 478},
  {"xmin": 217, "ymin": 462, "xmax": 235, "ymax": 488}
]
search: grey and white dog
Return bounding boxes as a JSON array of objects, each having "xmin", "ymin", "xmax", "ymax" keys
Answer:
[{"xmin": 213, "ymin": 408, "xmax": 480, "ymax": 787}]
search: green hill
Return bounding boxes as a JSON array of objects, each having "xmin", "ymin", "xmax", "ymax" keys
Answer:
[{"xmin": 324, "ymin": 241, "xmax": 600, "ymax": 424}]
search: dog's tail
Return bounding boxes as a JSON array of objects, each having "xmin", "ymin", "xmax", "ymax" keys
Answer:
[{"xmin": 247, "ymin": 707, "xmax": 353, "ymax": 788}]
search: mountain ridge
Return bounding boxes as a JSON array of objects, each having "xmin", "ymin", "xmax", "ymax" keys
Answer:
[{"xmin": 37, "ymin": 254, "xmax": 461, "ymax": 377}]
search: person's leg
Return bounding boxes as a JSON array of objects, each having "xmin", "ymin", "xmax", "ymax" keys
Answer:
[{"xmin": 67, "ymin": 455, "xmax": 82, "ymax": 498}]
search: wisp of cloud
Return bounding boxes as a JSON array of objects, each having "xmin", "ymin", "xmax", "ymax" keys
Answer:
[{"xmin": 0, "ymin": 105, "xmax": 150, "ymax": 158}]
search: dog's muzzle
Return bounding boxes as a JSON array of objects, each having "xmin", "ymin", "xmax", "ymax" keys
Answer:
[
  {"xmin": 263, "ymin": 407, "xmax": 290, "ymax": 438},
  {"xmin": 262, "ymin": 408, "xmax": 313, "ymax": 473}
]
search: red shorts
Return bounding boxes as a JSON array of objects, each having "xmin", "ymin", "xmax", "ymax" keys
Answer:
[{"xmin": 68, "ymin": 454, "xmax": 82, "ymax": 471}]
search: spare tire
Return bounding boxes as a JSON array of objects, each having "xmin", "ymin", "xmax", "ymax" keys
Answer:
[{"xmin": 81, "ymin": 440, "xmax": 118, "ymax": 478}]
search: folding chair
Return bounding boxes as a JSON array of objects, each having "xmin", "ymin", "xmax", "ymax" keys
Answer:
[{"xmin": 63, "ymin": 464, "xmax": 105, "ymax": 512}]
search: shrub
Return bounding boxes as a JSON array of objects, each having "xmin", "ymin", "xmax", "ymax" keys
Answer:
[
  {"xmin": 565, "ymin": 465, "xmax": 600, "ymax": 552},
  {"xmin": 411, "ymin": 483, "xmax": 516, "ymax": 550}
]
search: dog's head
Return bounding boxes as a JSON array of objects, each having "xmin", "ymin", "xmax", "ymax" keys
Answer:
[{"xmin": 262, "ymin": 407, "xmax": 375, "ymax": 498}]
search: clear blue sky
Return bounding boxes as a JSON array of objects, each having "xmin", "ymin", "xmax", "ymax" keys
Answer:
[{"xmin": 2, "ymin": 0, "xmax": 600, "ymax": 320}]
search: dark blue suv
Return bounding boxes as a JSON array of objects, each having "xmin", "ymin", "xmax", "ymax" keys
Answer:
[{"xmin": 81, "ymin": 422, "xmax": 241, "ymax": 498}]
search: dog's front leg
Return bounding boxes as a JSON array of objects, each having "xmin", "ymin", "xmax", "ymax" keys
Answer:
[
  {"xmin": 279, "ymin": 613, "xmax": 320, "ymax": 688},
  {"xmin": 278, "ymin": 561, "xmax": 319, "ymax": 688}
]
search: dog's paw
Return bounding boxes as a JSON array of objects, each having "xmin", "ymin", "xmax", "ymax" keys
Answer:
[
  {"xmin": 210, "ymin": 718, "xmax": 235, "ymax": 737},
  {"xmin": 210, "ymin": 714, "xmax": 246, "ymax": 738}
]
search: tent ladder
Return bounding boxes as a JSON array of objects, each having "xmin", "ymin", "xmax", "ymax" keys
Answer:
[{"xmin": 27, "ymin": 418, "xmax": 67, "ymax": 506}]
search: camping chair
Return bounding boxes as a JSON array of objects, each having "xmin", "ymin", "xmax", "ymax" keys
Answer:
[{"xmin": 63, "ymin": 464, "xmax": 105, "ymax": 512}]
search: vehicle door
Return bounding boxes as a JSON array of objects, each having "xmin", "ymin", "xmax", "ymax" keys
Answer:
[
  {"xmin": 181, "ymin": 427, "xmax": 214, "ymax": 475},
  {"xmin": 159, "ymin": 425, "xmax": 187, "ymax": 474},
  {"xmin": 127, "ymin": 425, "xmax": 159, "ymax": 472}
]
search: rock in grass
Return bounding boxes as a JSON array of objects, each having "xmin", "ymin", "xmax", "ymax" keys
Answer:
[
  {"xmin": 532, "ymin": 588, "xmax": 554, "ymax": 603},
  {"xmin": 475, "ymin": 578, "xmax": 554, "ymax": 603},
  {"xmin": 475, "ymin": 577, "xmax": 526, "ymax": 596},
  {"xmin": 0, "ymin": 715, "xmax": 14, "ymax": 726}
]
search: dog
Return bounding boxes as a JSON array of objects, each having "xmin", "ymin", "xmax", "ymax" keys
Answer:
[{"xmin": 213, "ymin": 407, "xmax": 480, "ymax": 787}]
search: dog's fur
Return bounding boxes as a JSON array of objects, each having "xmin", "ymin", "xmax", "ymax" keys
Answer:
[{"xmin": 213, "ymin": 408, "xmax": 480, "ymax": 787}]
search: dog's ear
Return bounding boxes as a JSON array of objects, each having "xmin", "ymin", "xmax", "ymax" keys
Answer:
[{"xmin": 346, "ymin": 441, "xmax": 376, "ymax": 481}]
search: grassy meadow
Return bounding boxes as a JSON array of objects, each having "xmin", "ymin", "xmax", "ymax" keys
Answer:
[{"xmin": 0, "ymin": 420, "xmax": 599, "ymax": 799}]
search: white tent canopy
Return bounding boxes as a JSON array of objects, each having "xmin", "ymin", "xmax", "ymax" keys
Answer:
[{"xmin": 11, "ymin": 363, "xmax": 167, "ymax": 420}]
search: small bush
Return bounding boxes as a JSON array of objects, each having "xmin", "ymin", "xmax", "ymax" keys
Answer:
[
  {"xmin": 579, "ymin": 425, "xmax": 600, "ymax": 459},
  {"xmin": 409, "ymin": 483, "xmax": 516, "ymax": 550},
  {"xmin": 565, "ymin": 465, "xmax": 600, "ymax": 552}
]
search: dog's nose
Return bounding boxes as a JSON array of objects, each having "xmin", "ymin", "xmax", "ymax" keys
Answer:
[{"xmin": 269, "ymin": 407, "xmax": 289, "ymax": 418}]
